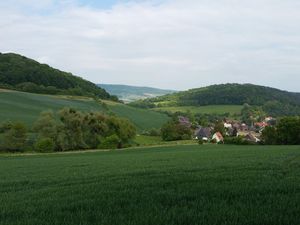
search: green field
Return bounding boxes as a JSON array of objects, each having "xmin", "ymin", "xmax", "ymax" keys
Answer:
[
  {"xmin": 0, "ymin": 90, "xmax": 169, "ymax": 131},
  {"xmin": 1, "ymin": 145, "xmax": 299, "ymax": 225},
  {"xmin": 134, "ymin": 135, "xmax": 197, "ymax": 146},
  {"xmin": 153, "ymin": 105, "xmax": 243, "ymax": 115}
]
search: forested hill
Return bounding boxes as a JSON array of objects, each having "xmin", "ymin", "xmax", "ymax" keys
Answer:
[
  {"xmin": 129, "ymin": 84, "xmax": 300, "ymax": 116},
  {"xmin": 0, "ymin": 53, "xmax": 115, "ymax": 100},
  {"xmin": 177, "ymin": 84, "xmax": 300, "ymax": 106},
  {"xmin": 98, "ymin": 84, "xmax": 176, "ymax": 102}
]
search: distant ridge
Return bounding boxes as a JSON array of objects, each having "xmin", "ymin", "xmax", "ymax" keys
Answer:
[
  {"xmin": 129, "ymin": 83, "xmax": 300, "ymax": 116},
  {"xmin": 0, "ymin": 53, "xmax": 115, "ymax": 100},
  {"xmin": 98, "ymin": 84, "xmax": 176, "ymax": 102}
]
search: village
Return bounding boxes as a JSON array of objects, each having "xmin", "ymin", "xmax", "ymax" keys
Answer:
[{"xmin": 177, "ymin": 115, "xmax": 277, "ymax": 144}]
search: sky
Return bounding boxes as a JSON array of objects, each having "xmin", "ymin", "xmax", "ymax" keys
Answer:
[{"xmin": 0, "ymin": 0, "xmax": 300, "ymax": 92}]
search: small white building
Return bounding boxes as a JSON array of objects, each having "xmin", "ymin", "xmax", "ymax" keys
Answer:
[
  {"xmin": 212, "ymin": 132, "xmax": 224, "ymax": 143},
  {"xmin": 224, "ymin": 122, "xmax": 232, "ymax": 129}
]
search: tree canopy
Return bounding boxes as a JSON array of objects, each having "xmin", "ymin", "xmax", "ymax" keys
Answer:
[{"xmin": 0, "ymin": 53, "xmax": 117, "ymax": 100}]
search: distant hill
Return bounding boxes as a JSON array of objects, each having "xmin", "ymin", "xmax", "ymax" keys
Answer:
[
  {"xmin": 130, "ymin": 84, "xmax": 300, "ymax": 116},
  {"xmin": 0, "ymin": 53, "xmax": 115, "ymax": 100},
  {"xmin": 98, "ymin": 84, "xmax": 176, "ymax": 102}
]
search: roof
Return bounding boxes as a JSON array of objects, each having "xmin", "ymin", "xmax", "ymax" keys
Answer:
[
  {"xmin": 178, "ymin": 116, "xmax": 191, "ymax": 127},
  {"xmin": 245, "ymin": 133, "xmax": 261, "ymax": 143},
  {"xmin": 255, "ymin": 122, "xmax": 268, "ymax": 127},
  {"xmin": 213, "ymin": 132, "xmax": 224, "ymax": 141},
  {"xmin": 195, "ymin": 127, "xmax": 212, "ymax": 138}
]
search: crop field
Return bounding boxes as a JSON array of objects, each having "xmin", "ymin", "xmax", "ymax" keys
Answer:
[
  {"xmin": 104, "ymin": 101, "xmax": 169, "ymax": 131},
  {"xmin": 153, "ymin": 105, "xmax": 243, "ymax": 115},
  {"xmin": 0, "ymin": 90, "xmax": 169, "ymax": 131},
  {"xmin": 0, "ymin": 145, "xmax": 299, "ymax": 225},
  {"xmin": 134, "ymin": 135, "xmax": 198, "ymax": 146}
]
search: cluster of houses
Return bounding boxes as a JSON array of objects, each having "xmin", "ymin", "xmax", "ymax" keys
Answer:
[{"xmin": 178, "ymin": 116, "xmax": 276, "ymax": 144}]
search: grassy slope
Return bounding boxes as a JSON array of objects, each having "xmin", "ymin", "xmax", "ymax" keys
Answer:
[
  {"xmin": 134, "ymin": 135, "xmax": 197, "ymax": 146},
  {"xmin": 0, "ymin": 145, "xmax": 300, "ymax": 225},
  {"xmin": 153, "ymin": 105, "xmax": 243, "ymax": 115},
  {"xmin": 0, "ymin": 90, "xmax": 169, "ymax": 131}
]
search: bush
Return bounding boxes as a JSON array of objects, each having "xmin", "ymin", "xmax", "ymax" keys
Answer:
[
  {"xmin": 2, "ymin": 122, "xmax": 27, "ymax": 152},
  {"xmin": 198, "ymin": 139, "xmax": 204, "ymax": 145},
  {"xmin": 98, "ymin": 134, "xmax": 121, "ymax": 149},
  {"xmin": 261, "ymin": 126, "xmax": 278, "ymax": 145},
  {"xmin": 161, "ymin": 120, "xmax": 192, "ymax": 141},
  {"xmin": 276, "ymin": 117, "xmax": 300, "ymax": 145},
  {"xmin": 34, "ymin": 138, "xmax": 55, "ymax": 152},
  {"xmin": 261, "ymin": 117, "xmax": 300, "ymax": 145},
  {"xmin": 148, "ymin": 128, "xmax": 161, "ymax": 136},
  {"xmin": 224, "ymin": 136, "xmax": 252, "ymax": 145},
  {"xmin": 0, "ymin": 120, "xmax": 13, "ymax": 133}
]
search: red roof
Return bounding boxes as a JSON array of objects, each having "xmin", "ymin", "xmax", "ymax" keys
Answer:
[{"xmin": 255, "ymin": 122, "xmax": 268, "ymax": 127}]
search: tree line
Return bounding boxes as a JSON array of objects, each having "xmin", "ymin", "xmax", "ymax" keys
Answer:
[{"xmin": 0, "ymin": 108, "xmax": 136, "ymax": 152}]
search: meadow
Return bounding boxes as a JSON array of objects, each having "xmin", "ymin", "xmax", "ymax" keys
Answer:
[
  {"xmin": 0, "ymin": 145, "xmax": 299, "ymax": 225},
  {"xmin": 153, "ymin": 105, "xmax": 243, "ymax": 115},
  {"xmin": 0, "ymin": 89, "xmax": 169, "ymax": 131}
]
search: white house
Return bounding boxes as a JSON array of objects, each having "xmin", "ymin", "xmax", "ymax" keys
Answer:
[{"xmin": 212, "ymin": 132, "xmax": 224, "ymax": 143}]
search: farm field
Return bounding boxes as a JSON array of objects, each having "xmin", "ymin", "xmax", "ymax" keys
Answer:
[
  {"xmin": 0, "ymin": 89, "xmax": 169, "ymax": 131},
  {"xmin": 134, "ymin": 135, "xmax": 197, "ymax": 146},
  {"xmin": 153, "ymin": 105, "xmax": 243, "ymax": 115},
  {"xmin": 0, "ymin": 145, "xmax": 300, "ymax": 225}
]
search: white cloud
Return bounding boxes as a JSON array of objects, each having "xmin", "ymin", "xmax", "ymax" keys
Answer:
[{"xmin": 0, "ymin": 0, "xmax": 300, "ymax": 91}]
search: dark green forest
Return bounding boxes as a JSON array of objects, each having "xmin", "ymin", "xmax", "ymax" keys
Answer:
[
  {"xmin": 0, "ymin": 53, "xmax": 116, "ymax": 100},
  {"xmin": 130, "ymin": 84, "xmax": 300, "ymax": 116}
]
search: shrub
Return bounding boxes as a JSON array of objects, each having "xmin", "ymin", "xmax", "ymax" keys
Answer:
[
  {"xmin": 161, "ymin": 120, "xmax": 192, "ymax": 141},
  {"xmin": 98, "ymin": 134, "xmax": 121, "ymax": 149},
  {"xmin": 198, "ymin": 139, "xmax": 204, "ymax": 145},
  {"xmin": 276, "ymin": 117, "xmax": 300, "ymax": 145},
  {"xmin": 261, "ymin": 126, "xmax": 278, "ymax": 145},
  {"xmin": 148, "ymin": 128, "xmax": 161, "ymax": 136},
  {"xmin": 0, "ymin": 120, "xmax": 13, "ymax": 133},
  {"xmin": 224, "ymin": 136, "xmax": 252, "ymax": 145},
  {"xmin": 3, "ymin": 122, "xmax": 27, "ymax": 152},
  {"xmin": 34, "ymin": 138, "xmax": 55, "ymax": 152}
]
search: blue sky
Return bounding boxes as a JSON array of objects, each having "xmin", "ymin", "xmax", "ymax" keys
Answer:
[
  {"xmin": 78, "ymin": 0, "xmax": 127, "ymax": 8},
  {"xmin": 0, "ymin": 0, "xmax": 300, "ymax": 92}
]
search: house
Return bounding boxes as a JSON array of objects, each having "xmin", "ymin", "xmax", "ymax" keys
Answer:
[
  {"xmin": 245, "ymin": 133, "xmax": 261, "ymax": 143},
  {"xmin": 255, "ymin": 122, "xmax": 268, "ymax": 128},
  {"xmin": 233, "ymin": 122, "xmax": 249, "ymax": 132},
  {"xmin": 195, "ymin": 127, "xmax": 212, "ymax": 141},
  {"xmin": 212, "ymin": 132, "xmax": 224, "ymax": 143},
  {"xmin": 265, "ymin": 117, "xmax": 277, "ymax": 126},
  {"xmin": 224, "ymin": 122, "xmax": 233, "ymax": 129},
  {"xmin": 241, "ymin": 123, "xmax": 249, "ymax": 131},
  {"xmin": 264, "ymin": 117, "xmax": 274, "ymax": 122},
  {"xmin": 254, "ymin": 122, "xmax": 268, "ymax": 133},
  {"xmin": 178, "ymin": 116, "xmax": 192, "ymax": 128},
  {"xmin": 227, "ymin": 127, "xmax": 238, "ymax": 137}
]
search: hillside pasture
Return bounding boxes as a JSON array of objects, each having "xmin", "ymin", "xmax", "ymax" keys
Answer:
[
  {"xmin": 153, "ymin": 105, "xmax": 243, "ymax": 115},
  {"xmin": 0, "ymin": 90, "xmax": 169, "ymax": 131}
]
